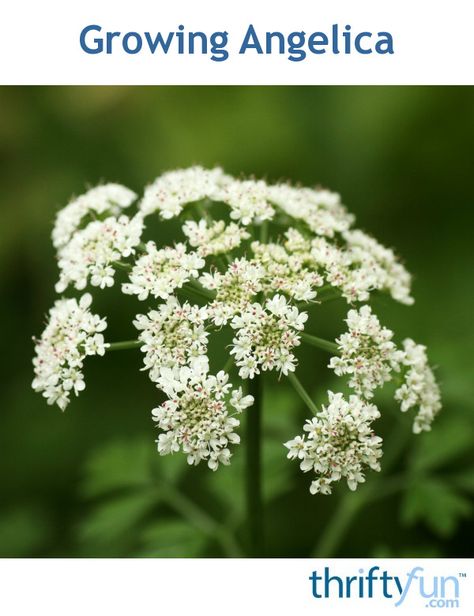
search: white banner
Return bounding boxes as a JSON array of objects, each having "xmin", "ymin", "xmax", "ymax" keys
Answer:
[
  {"xmin": 0, "ymin": 0, "xmax": 473, "ymax": 84},
  {"xmin": 0, "ymin": 558, "xmax": 473, "ymax": 615}
]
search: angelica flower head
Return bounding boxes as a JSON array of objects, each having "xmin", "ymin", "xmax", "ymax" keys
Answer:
[
  {"xmin": 32, "ymin": 166, "xmax": 442, "ymax": 493},
  {"xmin": 152, "ymin": 369, "xmax": 253, "ymax": 470},
  {"xmin": 55, "ymin": 215, "xmax": 144, "ymax": 292},
  {"xmin": 285, "ymin": 391, "xmax": 383, "ymax": 494},
  {"xmin": 230, "ymin": 294, "xmax": 307, "ymax": 378},
  {"xmin": 32, "ymin": 294, "xmax": 108, "ymax": 410},
  {"xmin": 122, "ymin": 241, "xmax": 205, "ymax": 301},
  {"xmin": 396, "ymin": 338, "xmax": 442, "ymax": 433},
  {"xmin": 52, "ymin": 183, "xmax": 137, "ymax": 250},
  {"xmin": 328, "ymin": 305, "xmax": 404, "ymax": 399},
  {"xmin": 133, "ymin": 297, "xmax": 209, "ymax": 384}
]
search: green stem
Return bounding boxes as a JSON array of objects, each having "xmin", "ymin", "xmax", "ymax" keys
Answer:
[
  {"xmin": 301, "ymin": 332, "xmax": 339, "ymax": 355},
  {"xmin": 312, "ymin": 475, "xmax": 406, "ymax": 558},
  {"xmin": 107, "ymin": 340, "xmax": 141, "ymax": 351},
  {"xmin": 319, "ymin": 292, "xmax": 343, "ymax": 304},
  {"xmin": 113, "ymin": 260, "xmax": 132, "ymax": 271},
  {"xmin": 179, "ymin": 285, "xmax": 208, "ymax": 304},
  {"xmin": 246, "ymin": 373, "xmax": 264, "ymax": 556},
  {"xmin": 196, "ymin": 202, "xmax": 213, "ymax": 224},
  {"xmin": 287, "ymin": 372, "xmax": 319, "ymax": 415},
  {"xmin": 187, "ymin": 279, "xmax": 215, "ymax": 300},
  {"xmin": 313, "ymin": 491, "xmax": 364, "ymax": 557},
  {"xmin": 162, "ymin": 484, "xmax": 243, "ymax": 558},
  {"xmin": 223, "ymin": 355, "xmax": 234, "ymax": 374}
]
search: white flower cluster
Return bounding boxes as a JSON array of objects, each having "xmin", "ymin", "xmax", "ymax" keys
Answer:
[
  {"xmin": 251, "ymin": 240, "xmax": 324, "ymax": 302},
  {"xmin": 152, "ymin": 368, "xmax": 253, "ymax": 470},
  {"xmin": 343, "ymin": 230, "xmax": 414, "ymax": 305},
  {"xmin": 329, "ymin": 305, "xmax": 404, "ymax": 399},
  {"xmin": 56, "ymin": 215, "xmax": 144, "ymax": 292},
  {"xmin": 311, "ymin": 232, "xmax": 413, "ymax": 305},
  {"xmin": 267, "ymin": 183, "xmax": 354, "ymax": 237},
  {"xmin": 133, "ymin": 297, "xmax": 209, "ymax": 384},
  {"xmin": 32, "ymin": 294, "xmax": 108, "ymax": 410},
  {"xmin": 52, "ymin": 183, "xmax": 137, "ymax": 249},
  {"xmin": 328, "ymin": 306, "xmax": 441, "ymax": 435},
  {"xmin": 285, "ymin": 392, "xmax": 383, "ymax": 494},
  {"xmin": 200, "ymin": 257, "xmax": 264, "ymax": 326},
  {"xmin": 395, "ymin": 339, "xmax": 442, "ymax": 434},
  {"xmin": 230, "ymin": 295, "xmax": 307, "ymax": 378},
  {"xmin": 122, "ymin": 241, "xmax": 204, "ymax": 300},
  {"xmin": 33, "ymin": 167, "xmax": 441, "ymax": 488},
  {"xmin": 139, "ymin": 166, "xmax": 228, "ymax": 219},
  {"xmin": 219, "ymin": 179, "xmax": 275, "ymax": 225},
  {"xmin": 182, "ymin": 219, "xmax": 250, "ymax": 257}
]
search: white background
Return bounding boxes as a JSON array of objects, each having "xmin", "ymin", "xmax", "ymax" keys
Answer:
[
  {"xmin": 0, "ymin": 0, "xmax": 473, "ymax": 84},
  {"xmin": 0, "ymin": 558, "xmax": 473, "ymax": 615}
]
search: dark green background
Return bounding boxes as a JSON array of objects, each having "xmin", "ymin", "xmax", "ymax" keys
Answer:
[{"xmin": 0, "ymin": 87, "xmax": 473, "ymax": 557}]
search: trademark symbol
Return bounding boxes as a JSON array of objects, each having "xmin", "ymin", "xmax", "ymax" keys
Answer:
[{"xmin": 458, "ymin": 572, "xmax": 467, "ymax": 578}]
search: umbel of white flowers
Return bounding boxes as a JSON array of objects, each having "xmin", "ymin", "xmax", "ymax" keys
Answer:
[{"xmin": 32, "ymin": 167, "xmax": 442, "ymax": 495}]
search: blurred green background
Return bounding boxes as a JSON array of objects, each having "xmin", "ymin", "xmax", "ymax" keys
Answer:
[{"xmin": 0, "ymin": 86, "xmax": 473, "ymax": 558}]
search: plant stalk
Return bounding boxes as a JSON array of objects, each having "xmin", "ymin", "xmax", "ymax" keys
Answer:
[
  {"xmin": 288, "ymin": 372, "xmax": 319, "ymax": 415},
  {"xmin": 300, "ymin": 332, "xmax": 339, "ymax": 354}
]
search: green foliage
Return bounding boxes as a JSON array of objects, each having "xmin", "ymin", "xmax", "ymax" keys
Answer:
[
  {"xmin": 78, "ymin": 437, "xmax": 202, "ymax": 556},
  {"xmin": 410, "ymin": 418, "xmax": 474, "ymax": 473},
  {"xmin": 77, "ymin": 385, "xmax": 300, "ymax": 557},
  {"xmin": 400, "ymin": 416, "xmax": 474, "ymax": 537},
  {"xmin": 82, "ymin": 439, "xmax": 153, "ymax": 498},
  {"xmin": 139, "ymin": 521, "xmax": 208, "ymax": 557},
  {"xmin": 0, "ymin": 508, "xmax": 52, "ymax": 557},
  {"xmin": 402, "ymin": 478, "xmax": 470, "ymax": 537},
  {"xmin": 79, "ymin": 492, "xmax": 158, "ymax": 552}
]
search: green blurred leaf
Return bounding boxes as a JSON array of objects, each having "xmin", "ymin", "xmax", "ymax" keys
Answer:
[
  {"xmin": 79, "ymin": 491, "xmax": 158, "ymax": 545},
  {"xmin": 411, "ymin": 419, "xmax": 474, "ymax": 473},
  {"xmin": 448, "ymin": 469, "xmax": 474, "ymax": 493},
  {"xmin": 159, "ymin": 452, "xmax": 189, "ymax": 484},
  {"xmin": 139, "ymin": 520, "xmax": 207, "ymax": 557},
  {"xmin": 372, "ymin": 544, "xmax": 442, "ymax": 558},
  {"xmin": 402, "ymin": 478, "xmax": 471, "ymax": 537},
  {"xmin": 0, "ymin": 508, "xmax": 51, "ymax": 557},
  {"xmin": 82, "ymin": 438, "xmax": 152, "ymax": 498},
  {"xmin": 81, "ymin": 437, "xmax": 187, "ymax": 499}
]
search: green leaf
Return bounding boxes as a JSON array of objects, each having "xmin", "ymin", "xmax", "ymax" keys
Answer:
[
  {"xmin": 79, "ymin": 491, "xmax": 158, "ymax": 545},
  {"xmin": 402, "ymin": 478, "xmax": 471, "ymax": 537},
  {"xmin": 159, "ymin": 452, "xmax": 189, "ymax": 484},
  {"xmin": 139, "ymin": 520, "xmax": 207, "ymax": 557},
  {"xmin": 0, "ymin": 508, "xmax": 52, "ymax": 557},
  {"xmin": 448, "ymin": 469, "xmax": 474, "ymax": 493},
  {"xmin": 81, "ymin": 438, "xmax": 153, "ymax": 498},
  {"xmin": 411, "ymin": 419, "xmax": 474, "ymax": 473},
  {"xmin": 81, "ymin": 437, "xmax": 187, "ymax": 499}
]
